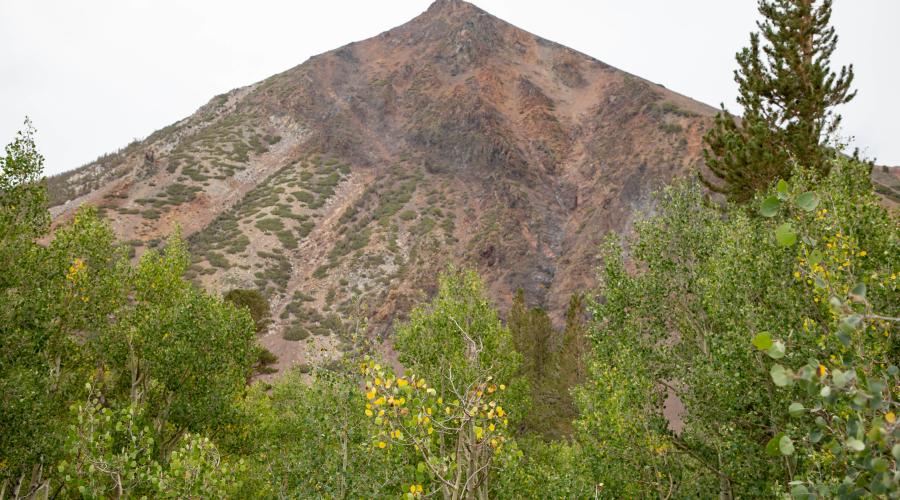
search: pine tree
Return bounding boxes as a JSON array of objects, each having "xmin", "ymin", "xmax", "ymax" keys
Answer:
[
  {"xmin": 702, "ymin": 0, "xmax": 855, "ymax": 202},
  {"xmin": 508, "ymin": 290, "xmax": 590, "ymax": 439},
  {"xmin": 559, "ymin": 293, "xmax": 589, "ymax": 387},
  {"xmin": 508, "ymin": 289, "xmax": 552, "ymax": 381}
]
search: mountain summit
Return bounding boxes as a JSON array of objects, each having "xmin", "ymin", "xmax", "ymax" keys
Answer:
[{"xmin": 49, "ymin": 1, "xmax": 718, "ymax": 374}]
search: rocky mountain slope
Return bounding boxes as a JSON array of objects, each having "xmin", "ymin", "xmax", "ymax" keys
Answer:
[{"xmin": 48, "ymin": 0, "xmax": 720, "ymax": 374}]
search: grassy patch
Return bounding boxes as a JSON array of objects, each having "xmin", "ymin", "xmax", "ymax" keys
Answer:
[
  {"xmin": 205, "ymin": 251, "xmax": 231, "ymax": 269},
  {"xmin": 291, "ymin": 190, "xmax": 314, "ymax": 205},
  {"xmin": 276, "ymin": 230, "xmax": 298, "ymax": 249},
  {"xmin": 283, "ymin": 326, "xmax": 309, "ymax": 341},
  {"xmin": 660, "ymin": 123, "xmax": 683, "ymax": 134},
  {"xmin": 255, "ymin": 217, "xmax": 285, "ymax": 232}
]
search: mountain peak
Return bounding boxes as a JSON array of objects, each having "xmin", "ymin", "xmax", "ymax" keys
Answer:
[
  {"xmin": 401, "ymin": 0, "xmax": 497, "ymax": 38},
  {"xmin": 48, "ymin": 0, "xmax": 718, "ymax": 376},
  {"xmin": 424, "ymin": 0, "xmax": 482, "ymax": 16}
]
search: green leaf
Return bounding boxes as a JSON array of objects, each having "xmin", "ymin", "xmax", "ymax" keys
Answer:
[
  {"xmin": 759, "ymin": 196, "xmax": 780, "ymax": 217},
  {"xmin": 828, "ymin": 296, "xmax": 843, "ymax": 311},
  {"xmin": 766, "ymin": 433, "xmax": 785, "ymax": 456},
  {"xmin": 751, "ymin": 332, "xmax": 773, "ymax": 351},
  {"xmin": 779, "ymin": 435, "xmax": 794, "ymax": 456},
  {"xmin": 893, "ymin": 444, "xmax": 900, "ymax": 461},
  {"xmin": 840, "ymin": 314, "xmax": 862, "ymax": 332},
  {"xmin": 790, "ymin": 484, "xmax": 810, "ymax": 499},
  {"xmin": 808, "ymin": 249, "xmax": 824, "ymax": 266},
  {"xmin": 813, "ymin": 276, "xmax": 826, "ymax": 289},
  {"xmin": 776, "ymin": 179, "xmax": 789, "ymax": 200},
  {"xmin": 788, "ymin": 402, "xmax": 804, "ymax": 417},
  {"xmin": 766, "ymin": 340, "xmax": 785, "ymax": 360},
  {"xmin": 835, "ymin": 328, "xmax": 851, "ymax": 347},
  {"xmin": 872, "ymin": 457, "xmax": 889, "ymax": 473},
  {"xmin": 832, "ymin": 369, "xmax": 855, "ymax": 389},
  {"xmin": 809, "ymin": 429, "xmax": 823, "ymax": 443},
  {"xmin": 794, "ymin": 192, "xmax": 818, "ymax": 211},
  {"xmin": 849, "ymin": 283, "xmax": 866, "ymax": 302},
  {"xmin": 775, "ymin": 223, "xmax": 797, "ymax": 247},
  {"xmin": 770, "ymin": 364, "xmax": 793, "ymax": 387},
  {"xmin": 845, "ymin": 438, "xmax": 865, "ymax": 452}
]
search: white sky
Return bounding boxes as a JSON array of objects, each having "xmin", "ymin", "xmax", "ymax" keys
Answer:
[{"xmin": 1, "ymin": 1, "xmax": 897, "ymax": 176}]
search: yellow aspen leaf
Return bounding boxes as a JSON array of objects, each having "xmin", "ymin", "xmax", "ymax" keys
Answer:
[
  {"xmin": 377, "ymin": 441, "xmax": 386, "ymax": 449},
  {"xmin": 474, "ymin": 426, "xmax": 484, "ymax": 440},
  {"xmin": 886, "ymin": 412, "xmax": 896, "ymax": 424},
  {"xmin": 366, "ymin": 390, "xmax": 376, "ymax": 400},
  {"xmin": 365, "ymin": 409, "xmax": 373, "ymax": 417},
  {"xmin": 397, "ymin": 378, "xmax": 408, "ymax": 388},
  {"xmin": 499, "ymin": 384, "xmax": 506, "ymax": 391}
]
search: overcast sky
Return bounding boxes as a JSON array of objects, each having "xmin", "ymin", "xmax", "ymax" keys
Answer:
[{"xmin": 1, "ymin": 1, "xmax": 897, "ymax": 176}]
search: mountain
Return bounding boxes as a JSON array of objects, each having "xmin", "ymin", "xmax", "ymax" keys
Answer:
[
  {"xmin": 47, "ymin": 0, "xmax": 719, "ymax": 375},
  {"xmin": 872, "ymin": 165, "xmax": 900, "ymax": 208}
]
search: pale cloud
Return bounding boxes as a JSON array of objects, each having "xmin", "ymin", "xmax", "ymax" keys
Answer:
[{"xmin": 1, "ymin": 0, "xmax": 896, "ymax": 175}]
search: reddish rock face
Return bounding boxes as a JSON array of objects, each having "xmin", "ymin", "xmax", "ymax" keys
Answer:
[{"xmin": 48, "ymin": 0, "xmax": 722, "ymax": 373}]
